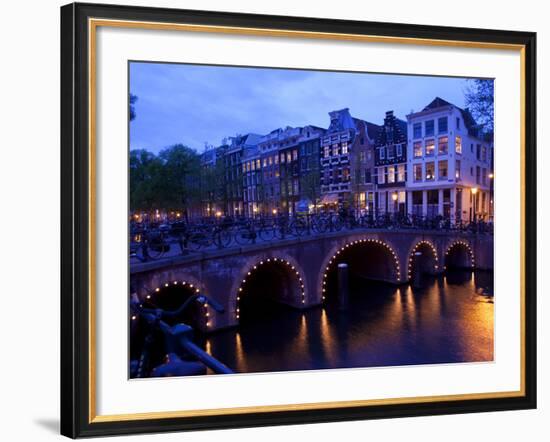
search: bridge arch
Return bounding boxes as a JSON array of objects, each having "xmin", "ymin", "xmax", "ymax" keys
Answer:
[
  {"xmin": 319, "ymin": 237, "xmax": 402, "ymax": 302},
  {"xmin": 406, "ymin": 240, "xmax": 439, "ymax": 282},
  {"xmin": 137, "ymin": 277, "xmax": 212, "ymax": 330},
  {"xmin": 444, "ymin": 240, "xmax": 475, "ymax": 270},
  {"xmin": 231, "ymin": 255, "xmax": 307, "ymax": 324}
]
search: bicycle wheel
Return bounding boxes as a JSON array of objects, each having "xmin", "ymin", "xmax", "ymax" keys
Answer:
[
  {"xmin": 214, "ymin": 229, "xmax": 232, "ymax": 248},
  {"xmin": 311, "ymin": 218, "xmax": 328, "ymax": 233},
  {"xmin": 292, "ymin": 218, "xmax": 308, "ymax": 236},
  {"xmin": 258, "ymin": 225, "xmax": 275, "ymax": 241},
  {"xmin": 234, "ymin": 226, "xmax": 254, "ymax": 245},
  {"xmin": 187, "ymin": 231, "xmax": 209, "ymax": 251}
]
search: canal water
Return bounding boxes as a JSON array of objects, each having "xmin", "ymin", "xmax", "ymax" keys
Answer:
[{"xmin": 198, "ymin": 270, "xmax": 494, "ymax": 374}]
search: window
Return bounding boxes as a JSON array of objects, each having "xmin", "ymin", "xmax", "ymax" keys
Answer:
[
  {"xmin": 438, "ymin": 136, "xmax": 448, "ymax": 155},
  {"xmin": 269, "ymin": 156, "xmax": 273, "ymax": 165},
  {"xmin": 256, "ymin": 159, "xmax": 261, "ymax": 169},
  {"xmin": 342, "ymin": 168, "xmax": 350, "ymax": 181},
  {"xmin": 476, "ymin": 166, "xmax": 481, "ymax": 184},
  {"xmin": 324, "ymin": 146, "xmax": 330, "ymax": 158},
  {"xmin": 456, "ymin": 117, "xmax": 460, "ymax": 129},
  {"xmin": 438, "ymin": 116, "xmax": 448, "ymax": 133},
  {"xmin": 397, "ymin": 164, "xmax": 405, "ymax": 182},
  {"xmin": 425, "ymin": 162, "xmax": 435, "ymax": 180},
  {"xmin": 387, "ymin": 166, "xmax": 395, "ymax": 183},
  {"xmin": 274, "ymin": 155, "xmax": 279, "ymax": 164},
  {"xmin": 455, "ymin": 160, "xmax": 461, "ymax": 179},
  {"xmin": 438, "ymin": 160, "xmax": 448, "ymax": 180},
  {"xmin": 242, "ymin": 163, "xmax": 246, "ymax": 173},
  {"xmin": 476, "ymin": 144, "xmax": 481, "ymax": 160},
  {"xmin": 359, "ymin": 151, "xmax": 366, "ymax": 162},
  {"xmin": 379, "ymin": 147, "xmax": 386, "ymax": 160},
  {"xmin": 425, "ymin": 120, "xmax": 434, "ymax": 137},
  {"xmin": 263, "ymin": 158, "xmax": 267, "ymax": 167},
  {"xmin": 378, "ymin": 167, "xmax": 386, "ymax": 184},
  {"xmin": 341, "ymin": 142, "xmax": 349, "ymax": 154},
  {"xmin": 293, "ymin": 149, "xmax": 298, "ymax": 161},
  {"xmin": 481, "ymin": 145, "xmax": 487, "ymax": 162},
  {"xmin": 413, "ymin": 123, "xmax": 422, "ymax": 139},
  {"xmin": 396, "ymin": 144, "xmax": 403, "ymax": 157},
  {"xmin": 293, "ymin": 179, "xmax": 299, "ymax": 195},
  {"xmin": 332, "ymin": 144, "xmax": 339, "ymax": 156},
  {"xmin": 455, "ymin": 136, "xmax": 462, "ymax": 154},
  {"xmin": 286, "ymin": 152, "xmax": 292, "ymax": 163},
  {"xmin": 482, "ymin": 168, "xmax": 487, "ymax": 185},
  {"xmin": 413, "ymin": 141, "xmax": 423, "ymax": 158},
  {"xmin": 425, "ymin": 139, "xmax": 435, "ymax": 156},
  {"xmin": 387, "ymin": 144, "xmax": 395, "ymax": 159},
  {"xmin": 280, "ymin": 153, "xmax": 285, "ymax": 164},
  {"xmin": 365, "ymin": 168, "xmax": 372, "ymax": 183},
  {"xmin": 414, "ymin": 164, "xmax": 423, "ymax": 182}
]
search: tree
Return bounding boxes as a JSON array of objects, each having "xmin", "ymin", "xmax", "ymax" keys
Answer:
[
  {"xmin": 129, "ymin": 94, "xmax": 138, "ymax": 121},
  {"xmin": 465, "ymin": 79, "xmax": 494, "ymax": 133},
  {"xmin": 158, "ymin": 144, "xmax": 202, "ymax": 214},
  {"xmin": 129, "ymin": 149, "xmax": 165, "ymax": 211}
]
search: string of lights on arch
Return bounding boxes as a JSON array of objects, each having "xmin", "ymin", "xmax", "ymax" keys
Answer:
[
  {"xmin": 236, "ymin": 257, "xmax": 306, "ymax": 321},
  {"xmin": 321, "ymin": 238, "xmax": 401, "ymax": 301},
  {"xmin": 444, "ymin": 240, "xmax": 475, "ymax": 269},
  {"xmin": 131, "ymin": 280, "xmax": 211, "ymax": 329},
  {"xmin": 407, "ymin": 240, "xmax": 439, "ymax": 280}
]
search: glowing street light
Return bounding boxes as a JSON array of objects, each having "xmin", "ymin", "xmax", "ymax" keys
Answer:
[{"xmin": 392, "ymin": 192, "xmax": 398, "ymax": 202}]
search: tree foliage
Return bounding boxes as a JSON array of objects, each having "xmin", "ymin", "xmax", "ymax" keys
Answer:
[
  {"xmin": 130, "ymin": 145, "xmax": 202, "ymax": 213},
  {"xmin": 465, "ymin": 79, "xmax": 494, "ymax": 133},
  {"xmin": 129, "ymin": 94, "xmax": 138, "ymax": 122}
]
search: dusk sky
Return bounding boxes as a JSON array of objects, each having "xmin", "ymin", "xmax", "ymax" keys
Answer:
[{"xmin": 129, "ymin": 62, "xmax": 473, "ymax": 153}]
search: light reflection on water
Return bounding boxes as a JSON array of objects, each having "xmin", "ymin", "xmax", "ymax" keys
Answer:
[{"xmin": 199, "ymin": 270, "xmax": 494, "ymax": 375}]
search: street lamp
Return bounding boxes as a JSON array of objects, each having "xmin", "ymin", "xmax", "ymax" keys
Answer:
[{"xmin": 391, "ymin": 192, "xmax": 398, "ymax": 214}]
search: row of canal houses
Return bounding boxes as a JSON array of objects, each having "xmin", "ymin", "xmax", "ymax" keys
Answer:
[{"xmin": 200, "ymin": 97, "xmax": 494, "ymax": 223}]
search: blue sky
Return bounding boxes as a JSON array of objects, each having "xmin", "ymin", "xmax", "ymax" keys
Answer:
[{"xmin": 129, "ymin": 62, "xmax": 472, "ymax": 153}]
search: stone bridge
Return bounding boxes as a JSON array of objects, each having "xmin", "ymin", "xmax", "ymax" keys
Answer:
[{"xmin": 130, "ymin": 229, "xmax": 493, "ymax": 332}]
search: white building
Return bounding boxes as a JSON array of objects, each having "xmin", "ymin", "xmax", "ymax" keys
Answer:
[{"xmin": 406, "ymin": 97, "xmax": 493, "ymax": 222}]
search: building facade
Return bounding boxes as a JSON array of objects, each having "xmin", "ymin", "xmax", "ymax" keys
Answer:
[
  {"xmin": 374, "ymin": 110, "xmax": 408, "ymax": 215},
  {"xmin": 406, "ymin": 97, "xmax": 493, "ymax": 222},
  {"xmin": 320, "ymin": 108, "xmax": 380, "ymax": 209},
  {"xmin": 222, "ymin": 133, "xmax": 262, "ymax": 217}
]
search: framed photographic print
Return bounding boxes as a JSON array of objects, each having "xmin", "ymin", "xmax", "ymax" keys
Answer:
[{"xmin": 60, "ymin": 2, "xmax": 537, "ymax": 438}]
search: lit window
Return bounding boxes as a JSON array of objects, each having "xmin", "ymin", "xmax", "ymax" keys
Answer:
[
  {"xmin": 387, "ymin": 166, "xmax": 395, "ymax": 183},
  {"xmin": 455, "ymin": 160, "xmax": 461, "ymax": 179},
  {"xmin": 324, "ymin": 146, "xmax": 330, "ymax": 158},
  {"xmin": 387, "ymin": 145, "xmax": 395, "ymax": 159},
  {"xmin": 378, "ymin": 167, "xmax": 385, "ymax": 184},
  {"xmin": 293, "ymin": 149, "xmax": 298, "ymax": 161},
  {"xmin": 341, "ymin": 142, "xmax": 348, "ymax": 154},
  {"xmin": 397, "ymin": 164, "xmax": 405, "ymax": 182},
  {"xmin": 287, "ymin": 152, "xmax": 292, "ymax": 163},
  {"xmin": 425, "ymin": 139, "xmax": 435, "ymax": 156},
  {"xmin": 438, "ymin": 136, "xmax": 448, "ymax": 155},
  {"xmin": 438, "ymin": 160, "xmax": 448, "ymax": 180},
  {"xmin": 455, "ymin": 136, "xmax": 462, "ymax": 154},
  {"xmin": 414, "ymin": 141, "xmax": 423, "ymax": 158},
  {"xmin": 269, "ymin": 156, "xmax": 273, "ymax": 165},
  {"xmin": 425, "ymin": 162, "xmax": 435, "ymax": 180}
]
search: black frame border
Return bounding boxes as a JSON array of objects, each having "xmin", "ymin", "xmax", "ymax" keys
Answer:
[{"xmin": 60, "ymin": 2, "xmax": 537, "ymax": 438}]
